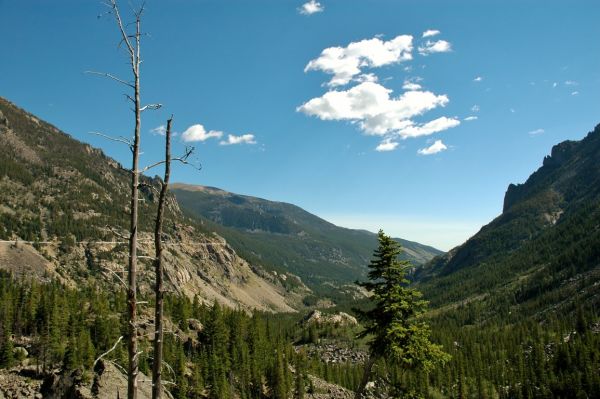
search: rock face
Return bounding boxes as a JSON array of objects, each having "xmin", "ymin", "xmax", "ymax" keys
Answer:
[
  {"xmin": 307, "ymin": 374, "xmax": 354, "ymax": 399},
  {"xmin": 0, "ymin": 97, "xmax": 301, "ymax": 313},
  {"xmin": 0, "ymin": 367, "xmax": 43, "ymax": 399},
  {"xmin": 303, "ymin": 310, "xmax": 358, "ymax": 326},
  {"xmin": 301, "ymin": 343, "xmax": 367, "ymax": 365},
  {"xmin": 418, "ymin": 123, "xmax": 600, "ymax": 316},
  {"xmin": 37, "ymin": 361, "xmax": 152, "ymax": 399}
]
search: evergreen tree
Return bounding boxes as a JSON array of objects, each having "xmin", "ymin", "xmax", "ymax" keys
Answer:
[
  {"xmin": 354, "ymin": 230, "xmax": 450, "ymax": 398},
  {"xmin": 0, "ymin": 332, "xmax": 14, "ymax": 369},
  {"xmin": 294, "ymin": 351, "xmax": 306, "ymax": 399}
]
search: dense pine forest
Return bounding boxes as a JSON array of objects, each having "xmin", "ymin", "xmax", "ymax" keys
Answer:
[{"xmin": 1, "ymin": 269, "xmax": 598, "ymax": 398}]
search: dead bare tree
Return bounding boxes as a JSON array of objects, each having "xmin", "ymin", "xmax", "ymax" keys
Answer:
[
  {"xmin": 91, "ymin": 3, "xmax": 199, "ymax": 398},
  {"xmin": 152, "ymin": 117, "xmax": 171, "ymax": 399},
  {"xmin": 90, "ymin": 2, "xmax": 160, "ymax": 398},
  {"xmin": 150, "ymin": 117, "xmax": 196, "ymax": 399}
]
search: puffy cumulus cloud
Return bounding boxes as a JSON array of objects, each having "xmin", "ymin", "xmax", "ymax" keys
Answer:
[
  {"xmin": 297, "ymin": 81, "xmax": 459, "ymax": 142},
  {"xmin": 181, "ymin": 124, "xmax": 223, "ymax": 142},
  {"xmin": 418, "ymin": 139, "xmax": 447, "ymax": 155},
  {"xmin": 299, "ymin": 0, "xmax": 323, "ymax": 15},
  {"xmin": 422, "ymin": 29, "xmax": 440, "ymax": 38},
  {"xmin": 375, "ymin": 138, "xmax": 399, "ymax": 152},
  {"xmin": 418, "ymin": 40, "xmax": 452, "ymax": 55},
  {"xmin": 219, "ymin": 134, "xmax": 256, "ymax": 146},
  {"xmin": 304, "ymin": 35, "xmax": 413, "ymax": 87}
]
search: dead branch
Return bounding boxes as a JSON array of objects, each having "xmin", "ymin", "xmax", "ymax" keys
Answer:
[
  {"xmin": 101, "ymin": 265, "xmax": 127, "ymax": 289},
  {"xmin": 139, "ymin": 146, "xmax": 197, "ymax": 174},
  {"xmin": 85, "ymin": 70, "xmax": 135, "ymax": 88},
  {"xmin": 140, "ymin": 103, "xmax": 163, "ymax": 112},
  {"xmin": 89, "ymin": 131, "xmax": 133, "ymax": 148},
  {"xmin": 105, "ymin": 226, "xmax": 129, "ymax": 241},
  {"xmin": 94, "ymin": 336, "xmax": 124, "ymax": 367},
  {"xmin": 108, "ymin": 0, "xmax": 135, "ymax": 58}
]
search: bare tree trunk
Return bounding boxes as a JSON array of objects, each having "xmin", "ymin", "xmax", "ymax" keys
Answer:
[
  {"xmin": 354, "ymin": 355, "xmax": 376, "ymax": 399},
  {"xmin": 119, "ymin": 5, "xmax": 143, "ymax": 399},
  {"xmin": 152, "ymin": 117, "xmax": 173, "ymax": 399}
]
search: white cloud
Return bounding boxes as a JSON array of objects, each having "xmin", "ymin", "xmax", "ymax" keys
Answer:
[
  {"xmin": 564, "ymin": 80, "xmax": 578, "ymax": 86},
  {"xmin": 304, "ymin": 35, "xmax": 413, "ymax": 87},
  {"xmin": 402, "ymin": 81, "xmax": 422, "ymax": 91},
  {"xmin": 471, "ymin": 104, "xmax": 480, "ymax": 112},
  {"xmin": 473, "ymin": 76, "xmax": 483, "ymax": 82},
  {"xmin": 219, "ymin": 134, "xmax": 256, "ymax": 145},
  {"xmin": 552, "ymin": 82, "xmax": 558, "ymax": 88},
  {"xmin": 418, "ymin": 40, "xmax": 451, "ymax": 55},
  {"xmin": 422, "ymin": 29, "xmax": 440, "ymax": 38},
  {"xmin": 375, "ymin": 139, "xmax": 399, "ymax": 152},
  {"xmin": 151, "ymin": 125, "xmax": 166, "ymax": 136},
  {"xmin": 571, "ymin": 91, "xmax": 579, "ymax": 96},
  {"xmin": 510, "ymin": 108, "xmax": 516, "ymax": 113},
  {"xmin": 418, "ymin": 139, "xmax": 447, "ymax": 155},
  {"xmin": 399, "ymin": 117, "xmax": 460, "ymax": 139},
  {"xmin": 297, "ymin": 81, "xmax": 458, "ymax": 140},
  {"xmin": 299, "ymin": 0, "xmax": 323, "ymax": 15},
  {"xmin": 356, "ymin": 73, "xmax": 378, "ymax": 83},
  {"xmin": 464, "ymin": 116, "xmax": 478, "ymax": 121},
  {"xmin": 181, "ymin": 124, "xmax": 223, "ymax": 142},
  {"xmin": 528, "ymin": 128, "xmax": 544, "ymax": 136}
]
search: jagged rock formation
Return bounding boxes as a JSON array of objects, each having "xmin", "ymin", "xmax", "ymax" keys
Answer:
[
  {"xmin": 302, "ymin": 310, "xmax": 358, "ymax": 327},
  {"xmin": 418, "ymin": 124, "xmax": 600, "ymax": 316}
]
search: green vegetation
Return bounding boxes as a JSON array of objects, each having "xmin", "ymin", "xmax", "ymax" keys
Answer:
[
  {"xmin": 172, "ymin": 184, "xmax": 442, "ymax": 289},
  {"xmin": 354, "ymin": 230, "xmax": 450, "ymax": 397}
]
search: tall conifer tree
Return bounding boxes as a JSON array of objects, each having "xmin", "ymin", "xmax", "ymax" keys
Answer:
[{"xmin": 354, "ymin": 230, "xmax": 450, "ymax": 398}]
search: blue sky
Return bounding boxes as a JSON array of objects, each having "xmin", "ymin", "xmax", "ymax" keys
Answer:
[{"xmin": 1, "ymin": 0, "xmax": 599, "ymax": 250}]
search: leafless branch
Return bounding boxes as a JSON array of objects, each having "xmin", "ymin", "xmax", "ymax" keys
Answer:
[
  {"xmin": 89, "ymin": 131, "xmax": 133, "ymax": 147},
  {"xmin": 105, "ymin": 226, "xmax": 129, "ymax": 240},
  {"xmin": 101, "ymin": 265, "xmax": 127, "ymax": 289},
  {"xmin": 124, "ymin": 93, "xmax": 135, "ymax": 104},
  {"xmin": 106, "ymin": 359, "xmax": 128, "ymax": 375},
  {"xmin": 109, "ymin": 0, "xmax": 135, "ymax": 57},
  {"xmin": 85, "ymin": 70, "xmax": 135, "ymax": 88},
  {"xmin": 94, "ymin": 336, "xmax": 124, "ymax": 367},
  {"xmin": 140, "ymin": 103, "xmax": 162, "ymax": 112},
  {"xmin": 139, "ymin": 146, "xmax": 197, "ymax": 174},
  {"xmin": 133, "ymin": 350, "xmax": 144, "ymax": 361}
]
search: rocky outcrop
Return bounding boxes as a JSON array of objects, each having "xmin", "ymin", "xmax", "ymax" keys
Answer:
[
  {"xmin": 302, "ymin": 310, "xmax": 358, "ymax": 326},
  {"xmin": 307, "ymin": 374, "xmax": 354, "ymax": 399}
]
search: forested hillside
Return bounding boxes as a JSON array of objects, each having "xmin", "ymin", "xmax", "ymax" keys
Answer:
[
  {"xmin": 418, "ymin": 124, "xmax": 600, "ymax": 318},
  {"xmin": 0, "ymin": 96, "xmax": 299, "ymax": 312},
  {"xmin": 172, "ymin": 184, "xmax": 442, "ymax": 290}
]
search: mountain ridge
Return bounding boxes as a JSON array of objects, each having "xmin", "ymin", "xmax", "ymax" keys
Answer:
[
  {"xmin": 171, "ymin": 182, "xmax": 443, "ymax": 292},
  {"xmin": 417, "ymin": 123, "xmax": 600, "ymax": 318}
]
